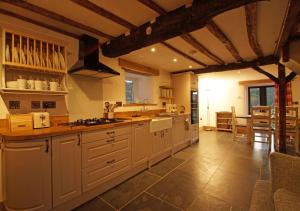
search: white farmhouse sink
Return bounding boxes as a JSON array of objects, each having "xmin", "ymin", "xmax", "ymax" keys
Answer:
[{"xmin": 150, "ymin": 117, "xmax": 173, "ymax": 133}]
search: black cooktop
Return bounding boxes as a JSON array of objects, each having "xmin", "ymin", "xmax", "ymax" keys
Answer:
[{"xmin": 63, "ymin": 118, "xmax": 124, "ymax": 127}]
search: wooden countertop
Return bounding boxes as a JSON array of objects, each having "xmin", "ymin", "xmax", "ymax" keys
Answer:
[{"xmin": 0, "ymin": 117, "xmax": 152, "ymax": 141}]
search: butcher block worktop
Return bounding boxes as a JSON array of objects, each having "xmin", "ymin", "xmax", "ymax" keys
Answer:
[{"xmin": 0, "ymin": 117, "xmax": 152, "ymax": 141}]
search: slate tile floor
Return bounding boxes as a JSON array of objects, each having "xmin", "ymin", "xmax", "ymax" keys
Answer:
[{"xmin": 74, "ymin": 131, "xmax": 270, "ymax": 211}]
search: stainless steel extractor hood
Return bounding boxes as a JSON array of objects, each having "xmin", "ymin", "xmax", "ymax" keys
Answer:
[{"xmin": 69, "ymin": 34, "xmax": 120, "ymax": 78}]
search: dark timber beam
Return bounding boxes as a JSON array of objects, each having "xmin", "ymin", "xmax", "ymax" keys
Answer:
[
  {"xmin": 102, "ymin": 0, "xmax": 265, "ymax": 57},
  {"xmin": 173, "ymin": 55, "xmax": 277, "ymax": 74},
  {"xmin": 206, "ymin": 20, "xmax": 243, "ymax": 62},
  {"xmin": 161, "ymin": 42, "xmax": 207, "ymax": 67},
  {"xmin": 245, "ymin": 3, "xmax": 263, "ymax": 58},
  {"xmin": 71, "ymin": 0, "xmax": 136, "ymax": 30},
  {"xmin": 180, "ymin": 34, "xmax": 225, "ymax": 65},
  {"xmin": 278, "ymin": 63, "xmax": 287, "ymax": 153},
  {"xmin": 274, "ymin": 0, "xmax": 300, "ymax": 56},
  {"xmin": 138, "ymin": 0, "xmax": 167, "ymax": 15},
  {"xmin": 138, "ymin": 0, "xmax": 209, "ymax": 66},
  {"xmin": 252, "ymin": 66, "xmax": 279, "ymax": 83},
  {"xmin": 2, "ymin": 0, "xmax": 113, "ymax": 39},
  {"xmin": 286, "ymin": 71, "xmax": 297, "ymax": 82},
  {"xmin": 0, "ymin": 8, "xmax": 80, "ymax": 39}
]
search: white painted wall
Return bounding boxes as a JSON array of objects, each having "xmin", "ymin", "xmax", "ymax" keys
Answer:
[{"xmin": 198, "ymin": 65, "xmax": 300, "ymax": 127}]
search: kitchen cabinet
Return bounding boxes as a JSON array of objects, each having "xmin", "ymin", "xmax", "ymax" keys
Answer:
[
  {"xmin": 172, "ymin": 116, "xmax": 185, "ymax": 146},
  {"xmin": 132, "ymin": 122, "xmax": 150, "ymax": 168},
  {"xmin": 52, "ymin": 133, "xmax": 82, "ymax": 207},
  {"xmin": 81, "ymin": 126, "xmax": 131, "ymax": 192},
  {"xmin": 3, "ymin": 138, "xmax": 52, "ymax": 211},
  {"xmin": 151, "ymin": 128, "xmax": 172, "ymax": 161}
]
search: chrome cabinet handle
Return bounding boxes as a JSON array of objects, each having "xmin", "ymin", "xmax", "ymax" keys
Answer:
[
  {"xmin": 106, "ymin": 138, "xmax": 115, "ymax": 143},
  {"xmin": 45, "ymin": 139, "xmax": 49, "ymax": 153},
  {"xmin": 77, "ymin": 134, "xmax": 81, "ymax": 146},
  {"xmin": 106, "ymin": 159, "xmax": 116, "ymax": 164}
]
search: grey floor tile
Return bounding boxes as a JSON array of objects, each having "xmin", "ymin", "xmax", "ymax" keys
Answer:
[
  {"xmin": 73, "ymin": 198, "xmax": 115, "ymax": 211},
  {"xmin": 186, "ymin": 193, "xmax": 231, "ymax": 211},
  {"xmin": 147, "ymin": 169, "xmax": 208, "ymax": 209},
  {"xmin": 100, "ymin": 171, "xmax": 160, "ymax": 209},
  {"xmin": 204, "ymin": 169, "xmax": 256, "ymax": 209},
  {"xmin": 121, "ymin": 192, "xmax": 180, "ymax": 211},
  {"xmin": 147, "ymin": 157, "xmax": 184, "ymax": 177}
]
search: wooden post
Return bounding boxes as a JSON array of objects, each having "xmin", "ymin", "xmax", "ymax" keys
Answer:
[{"xmin": 278, "ymin": 63, "xmax": 286, "ymax": 153}]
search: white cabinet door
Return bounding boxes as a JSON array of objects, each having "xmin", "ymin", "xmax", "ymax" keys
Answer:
[
  {"xmin": 52, "ymin": 133, "xmax": 82, "ymax": 207},
  {"xmin": 3, "ymin": 139, "xmax": 52, "ymax": 211},
  {"xmin": 151, "ymin": 131, "xmax": 164, "ymax": 158},
  {"xmin": 172, "ymin": 116, "xmax": 185, "ymax": 146},
  {"xmin": 132, "ymin": 122, "xmax": 150, "ymax": 167},
  {"xmin": 163, "ymin": 129, "xmax": 172, "ymax": 151}
]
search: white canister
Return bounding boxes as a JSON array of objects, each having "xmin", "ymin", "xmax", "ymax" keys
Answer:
[
  {"xmin": 27, "ymin": 79, "xmax": 35, "ymax": 90},
  {"xmin": 34, "ymin": 80, "xmax": 42, "ymax": 90},
  {"xmin": 108, "ymin": 112, "xmax": 114, "ymax": 119},
  {"xmin": 42, "ymin": 80, "xmax": 48, "ymax": 90},
  {"xmin": 17, "ymin": 79, "xmax": 27, "ymax": 89},
  {"xmin": 49, "ymin": 81, "xmax": 58, "ymax": 91}
]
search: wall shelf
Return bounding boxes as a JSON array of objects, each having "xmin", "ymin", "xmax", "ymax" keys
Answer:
[
  {"xmin": 3, "ymin": 63, "xmax": 66, "ymax": 75},
  {"xmin": 1, "ymin": 88, "xmax": 68, "ymax": 96}
]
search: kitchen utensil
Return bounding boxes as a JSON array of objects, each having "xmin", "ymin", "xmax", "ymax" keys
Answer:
[
  {"xmin": 17, "ymin": 76, "xmax": 27, "ymax": 89},
  {"xmin": 35, "ymin": 50, "xmax": 40, "ymax": 66},
  {"xmin": 42, "ymin": 79, "xmax": 48, "ymax": 90},
  {"xmin": 49, "ymin": 81, "xmax": 58, "ymax": 91},
  {"xmin": 28, "ymin": 47, "xmax": 33, "ymax": 65},
  {"xmin": 54, "ymin": 52, "xmax": 59, "ymax": 69},
  {"xmin": 12, "ymin": 47, "xmax": 19, "ymax": 63},
  {"xmin": 27, "ymin": 78, "xmax": 35, "ymax": 90},
  {"xmin": 59, "ymin": 52, "xmax": 66, "ymax": 69},
  {"xmin": 32, "ymin": 112, "xmax": 50, "ymax": 129},
  {"xmin": 20, "ymin": 49, "xmax": 26, "ymax": 64},
  {"xmin": 5, "ymin": 44, "xmax": 10, "ymax": 62},
  {"xmin": 105, "ymin": 102, "xmax": 110, "ymax": 111},
  {"xmin": 34, "ymin": 80, "xmax": 42, "ymax": 90},
  {"xmin": 6, "ymin": 81, "xmax": 18, "ymax": 89},
  {"xmin": 108, "ymin": 112, "xmax": 114, "ymax": 119}
]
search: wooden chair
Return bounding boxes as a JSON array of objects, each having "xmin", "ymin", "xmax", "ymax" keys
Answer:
[
  {"xmin": 274, "ymin": 106, "xmax": 299, "ymax": 153},
  {"xmin": 251, "ymin": 106, "xmax": 272, "ymax": 151},
  {"xmin": 231, "ymin": 106, "xmax": 248, "ymax": 141}
]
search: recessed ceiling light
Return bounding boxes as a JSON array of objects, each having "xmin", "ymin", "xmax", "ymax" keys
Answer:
[
  {"xmin": 189, "ymin": 65, "xmax": 193, "ymax": 69},
  {"xmin": 173, "ymin": 58, "xmax": 177, "ymax": 62},
  {"xmin": 150, "ymin": 47, "xmax": 156, "ymax": 52}
]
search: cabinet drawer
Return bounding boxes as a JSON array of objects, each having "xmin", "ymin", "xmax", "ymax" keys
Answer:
[
  {"xmin": 82, "ymin": 126, "xmax": 131, "ymax": 143},
  {"xmin": 82, "ymin": 148, "xmax": 130, "ymax": 192},
  {"xmin": 82, "ymin": 134, "xmax": 130, "ymax": 168}
]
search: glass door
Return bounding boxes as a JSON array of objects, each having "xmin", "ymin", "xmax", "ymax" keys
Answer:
[{"xmin": 248, "ymin": 86, "xmax": 275, "ymax": 114}]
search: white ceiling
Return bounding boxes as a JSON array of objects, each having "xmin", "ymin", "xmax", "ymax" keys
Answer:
[{"xmin": 0, "ymin": 0, "xmax": 289, "ymax": 72}]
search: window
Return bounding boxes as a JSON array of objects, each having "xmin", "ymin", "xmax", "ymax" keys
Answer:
[
  {"xmin": 248, "ymin": 85, "xmax": 275, "ymax": 113},
  {"xmin": 125, "ymin": 72, "xmax": 153, "ymax": 104},
  {"xmin": 125, "ymin": 80, "xmax": 134, "ymax": 103}
]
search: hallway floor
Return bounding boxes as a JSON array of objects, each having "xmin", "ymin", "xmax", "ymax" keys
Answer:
[{"xmin": 74, "ymin": 131, "xmax": 270, "ymax": 211}]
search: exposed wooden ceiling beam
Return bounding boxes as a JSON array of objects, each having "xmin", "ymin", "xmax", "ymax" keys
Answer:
[
  {"xmin": 2, "ymin": 0, "xmax": 113, "ymax": 39},
  {"xmin": 173, "ymin": 55, "xmax": 277, "ymax": 74},
  {"xmin": 119, "ymin": 58, "xmax": 159, "ymax": 76},
  {"xmin": 206, "ymin": 20, "xmax": 243, "ymax": 62},
  {"xmin": 274, "ymin": 0, "xmax": 300, "ymax": 56},
  {"xmin": 252, "ymin": 66, "xmax": 279, "ymax": 83},
  {"xmin": 138, "ymin": 0, "xmax": 167, "ymax": 15},
  {"xmin": 70, "ymin": 0, "xmax": 136, "ymax": 30},
  {"xmin": 161, "ymin": 42, "xmax": 207, "ymax": 67},
  {"xmin": 245, "ymin": 3, "xmax": 264, "ymax": 58},
  {"xmin": 102, "ymin": 0, "xmax": 265, "ymax": 57},
  {"xmin": 0, "ymin": 8, "xmax": 80, "ymax": 39},
  {"xmin": 139, "ymin": 0, "xmax": 209, "ymax": 66},
  {"xmin": 181, "ymin": 34, "xmax": 225, "ymax": 65}
]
